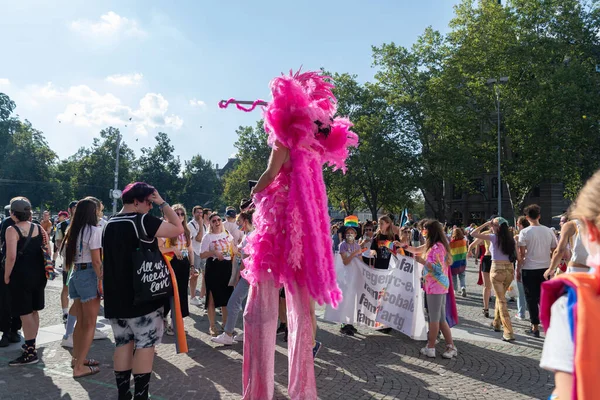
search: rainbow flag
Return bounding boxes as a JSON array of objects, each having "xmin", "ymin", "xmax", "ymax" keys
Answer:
[
  {"xmin": 381, "ymin": 240, "xmax": 396, "ymax": 254},
  {"xmin": 449, "ymin": 239, "xmax": 467, "ymax": 274},
  {"xmin": 344, "ymin": 215, "xmax": 359, "ymax": 227},
  {"xmin": 163, "ymin": 253, "xmax": 188, "ymax": 354}
]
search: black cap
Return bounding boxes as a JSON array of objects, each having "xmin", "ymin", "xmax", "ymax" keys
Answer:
[
  {"xmin": 69, "ymin": 201, "xmax": 78, "ymax": 210},
  {"xmin": 10, "ymin": 198, "xmax": 32, "ymax": 213}
]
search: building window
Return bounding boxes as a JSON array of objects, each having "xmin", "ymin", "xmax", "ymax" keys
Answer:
[
  {"xmin": 452, "ymin": 185, "xmax": 462, "ymax": 200},
  {"xmin": 471, "ymin": 178, "xmax": 484, "ymax": 194},
  {"xmin": 532, "ymin": 186, "xmax": 541, "ymax": 198},
  {"xmin": 491, "ymin": 177, "xmax": 498, "ymax": 199},
  {"xmin": 452, "ymin": 211, "xmax": 463, "ymax": 226}
]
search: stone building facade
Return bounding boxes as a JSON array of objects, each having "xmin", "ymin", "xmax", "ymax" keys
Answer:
[{"xmin": 425, "ymin": 173, "xmax": 570, "ymax": 228}]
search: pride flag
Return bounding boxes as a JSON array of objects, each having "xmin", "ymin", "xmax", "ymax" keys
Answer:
[
  {"xmin": 163, "ymin": 253, "xmax": 188, "ymax": 354},
  {"xmin": 344, "ymin": 215, "xmax": 359, "ymax": 227},
  {"xmin": 449, "ymin": 239, "xmax": 467, "ymax": 275}
]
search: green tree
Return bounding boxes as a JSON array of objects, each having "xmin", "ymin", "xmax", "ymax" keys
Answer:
[
  {"xmin": 181, "ymin": 155, "xmax": 222, "ymax": 209},
  {"xmin": 0, "ymin": 118, "xmax": 57, "ymax": 209},
  {"xmin": 221, "ymin": 122, "xmax": 270, "ymax": 208},
  {"xmin": 135, "ymin": 132, "xmax": 182, "ymax": 204},
  {"xmin": 66, "ymin": 127, "xmax": 136, "ymax": 211},
  {"xmin": 329, "ymin": 72, "xmax": 418, "ymax": 220}
]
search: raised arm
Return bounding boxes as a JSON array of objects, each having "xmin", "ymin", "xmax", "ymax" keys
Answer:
[
  {"xmin": 471, "ymin": 221, "xmax": 493, "ymax": 241},
  {"xmin": 545, "ymin": 222, "xmax": 575, "ymax": 279},
  {"xmin": 251, "ymin": 142, "xmax": 289, "ymax": 195}
]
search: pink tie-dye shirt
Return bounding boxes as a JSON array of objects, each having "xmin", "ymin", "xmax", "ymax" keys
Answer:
[{"xmin": 422, "ymin": 243, "xmax": 450, "ymax": 295}]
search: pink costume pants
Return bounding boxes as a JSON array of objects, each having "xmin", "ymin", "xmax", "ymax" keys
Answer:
[{"xmin": 242, "ymin": 277, "xmax": 317, "ymax": 400}]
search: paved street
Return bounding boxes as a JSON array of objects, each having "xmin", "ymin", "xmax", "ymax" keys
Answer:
[{"xmin": 0, "ymin": 260, "xmax": 553, "ymax": 399}]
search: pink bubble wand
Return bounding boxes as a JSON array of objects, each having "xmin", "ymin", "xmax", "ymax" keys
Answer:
[{"xmin": 218, "ymin": 98, "xmax": 268, "ymax": 112}]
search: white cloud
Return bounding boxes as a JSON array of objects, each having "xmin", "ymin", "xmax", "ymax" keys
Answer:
[
  {"xmin": 0, "ymin": 78, "xmax": 9, "ymax": 86},
  {"xmin": 105, "ymin": 73, "xmax": 143, "ymax": 86},
  {"xmin": 69, "ymin": 11, "xmax": 146, "ymax": 39},
  {"xmin": 189, "ymin": 98, "xmax": 206, "ymax": 107},
  {"xmin": 28, "ymin": 83, "xmax": 182, "ymax": 134}
]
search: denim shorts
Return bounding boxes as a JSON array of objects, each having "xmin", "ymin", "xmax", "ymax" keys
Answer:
[{"xmin": 68, "ymin": 264, "xmax": 99, "ymax": 303}]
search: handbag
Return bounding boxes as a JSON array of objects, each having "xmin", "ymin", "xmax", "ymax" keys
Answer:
[
  {"xmin": 131, "ymin": 214, "xmax": 173, "ymax": 305},
  {"xmin": 39, "ymin": 226, "xmax": 55, "ymax": 280}
]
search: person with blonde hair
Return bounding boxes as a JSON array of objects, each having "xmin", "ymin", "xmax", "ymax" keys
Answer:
[
  {"xmin": 200, "ymin": 212, "xmax": 236, "ymax": 336},
  {"xmin": 540, "ymin": 169, "xmax": 600, "ymax": 399},
  {"xmin": 159, "ymin": 204, "xmax": 194, "ymax": 335}
]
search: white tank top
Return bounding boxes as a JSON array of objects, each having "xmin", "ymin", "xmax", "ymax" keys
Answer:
[{"xmin": 569, "ymin": 220, "xmax": 589, "ymax": 266}]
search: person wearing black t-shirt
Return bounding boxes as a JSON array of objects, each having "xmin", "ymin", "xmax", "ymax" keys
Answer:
[
  {"xmin": 102, "ymin": 182, "xmax": 182, "ymax": 400},
  {"xmin": 0, "ymin": 212, "xmax": 22, "ymax": 347},
  {"xmin": 369, "ymin": 215, "xmax": 401, "ymax": 270}
]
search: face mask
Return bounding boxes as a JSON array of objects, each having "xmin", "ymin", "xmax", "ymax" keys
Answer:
[{"xmin": 346, "ymin": 234, "xmax": 356, "ymax": 242}]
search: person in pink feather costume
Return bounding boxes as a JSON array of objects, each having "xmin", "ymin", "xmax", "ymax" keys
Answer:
[{"xmin": 241, "ymin": 70, "xmax": 358, "ymax": 400}]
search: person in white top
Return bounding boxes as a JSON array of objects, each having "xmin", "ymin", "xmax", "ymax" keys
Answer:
[
  {"xmin": 545, "ymin": 218, "xmax": 590, "ymax": 280},
  {"xmin": 517, "ymin": 204, "xmax": 557, "ymax": 337},
  {"xmin": 200, "ymin": 213, "xmax": 237, "ymax": 336},
  {"xmin": 60, "ymin": 198, "xmax": 103, "ymax": 378},
  {"xmin": 188, "ymin": 206, "xmax": 205, "ymax": 306},
  {"xmin": 223, "ymin": 207, "xmax": 243, "ymax": 245}
]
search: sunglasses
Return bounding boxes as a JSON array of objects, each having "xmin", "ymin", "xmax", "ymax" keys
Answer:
[
  {"xmin": 176, "ymin": 212, "xmax": 185, "ymax": 217},
  {"xmin": 365, "ymin": 229, "xmax": 373, "ymax": 232},
  {"xmin": 211, "ymin": 218, "xmax": 221, "ymax": 223}
]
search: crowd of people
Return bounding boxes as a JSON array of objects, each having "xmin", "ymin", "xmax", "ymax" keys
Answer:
[
  {"xmin": 1, "ymin": 67, "xmax": 597, "ymax": 400},
  {"xmin": 0, "ymin": 179, "xmax": 597, "ymax": 399}
]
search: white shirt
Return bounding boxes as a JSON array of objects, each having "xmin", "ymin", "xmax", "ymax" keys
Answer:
[
  {"xmin": 187, "ymin": 220, "xmax": 204, "ymax": 255},
  {"xmin": 239, "ymin": 230, "xmax": 255, "ymax": 258},
  {"xmin": 201, "ymin": 232, "xmax": 234, "ymax": 261},
  {"xmin": 75, "ymin": 225, "xmax": 103, "ymax": 264},
  {"xmin": 223, "ymin": 220, "xmax": 243, "ymax": 245},
  {"xmin": 518, "ymin": 225, "xmax": 557, "ymax": 270},
  {"xmin": 540, "ymin": 296, "xmax": 573, "ymax": 373}
]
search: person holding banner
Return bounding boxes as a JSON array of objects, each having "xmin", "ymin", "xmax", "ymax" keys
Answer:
[
  {"xmin": 102, "ymin": 183, "xmax": 183, "ymax": 400},
  {"xmin": 360, "ymin": 221, "xmax": 375, "ymax": 267},
  {"xmin": 409, "ymin": 220, "xmax": 458, "ymax": 359},
  {"xmin": 370, "ymin": 215, "xmax": 401, "ymax": 270}
]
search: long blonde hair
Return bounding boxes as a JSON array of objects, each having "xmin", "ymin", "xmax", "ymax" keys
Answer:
[
  {"xmin": 375, "ymin": 215, "xmax": 395, "ymax": 239},
  {"xmin": 571, "ymin": 169, "xmax": 600, "ymax": 231},
  {"xmin": 168, "ymin": 204, "xmax": 191, "ymax": 247}
]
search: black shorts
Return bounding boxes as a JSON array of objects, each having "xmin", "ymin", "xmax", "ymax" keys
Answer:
[
  {"xmin": 10, "ymin": 283, "xmax": 45, "ymax": 317},
  {"xmin": 481, "ymin": 255, "xmax": 492, "ymax": 273}
]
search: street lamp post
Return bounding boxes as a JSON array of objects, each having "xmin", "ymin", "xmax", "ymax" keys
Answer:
[
  {"xmin": 486, "ymin": 77, "xmax": 508, "ymax": 217},
  {"xmin": 112, "ymin": 133, "xmax": 122, "ymax": 215}
]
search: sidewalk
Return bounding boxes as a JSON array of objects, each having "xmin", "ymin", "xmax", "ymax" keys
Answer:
[{"xmin": 0, "ymin": 260, "xmax": 552, "ymax": 399}]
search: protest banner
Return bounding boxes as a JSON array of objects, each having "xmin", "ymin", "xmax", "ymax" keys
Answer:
[{"xmin": 324, "ymin": 254, "xmax": 427, "ymax": 340}]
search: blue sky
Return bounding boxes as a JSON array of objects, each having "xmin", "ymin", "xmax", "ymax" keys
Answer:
[{"xmin": 0, "ymin": 0, "xmax": 458, "ymax": 168}]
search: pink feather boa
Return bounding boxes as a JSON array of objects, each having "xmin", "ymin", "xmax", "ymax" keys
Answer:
[{"xmin": 243, "ymin": 70, "xmax": 358, "ymax": 307}]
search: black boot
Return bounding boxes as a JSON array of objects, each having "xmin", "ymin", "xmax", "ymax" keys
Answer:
[{"xmin": 0, "ymin": 334, "xmax": 9, "ymax": 348}]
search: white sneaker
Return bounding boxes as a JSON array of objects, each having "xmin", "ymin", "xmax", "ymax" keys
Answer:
[
  {"xmin": 93, "ymin": 329, "xmax": 109, "ymax": 340},
  {"xmin": 211, "ymin": 332, "xmax": 234, "ymax": 345},
  {"xmin": 420, "ymin": 346, "xmax": 436, "ymax": 358},
  {"xmin": 442, "ymin": 345, "xmax": 458, "ymax": 359},
  {"xmin": 190, "ymin": 297, "xmax": 202, "ymax": 306},
  {"xmin": 165, "ymin": 325, "xmax": 175, "ymax": 336},
  {"xmin": 233, "ymin": 332, "xmax": 244, "ymax": 342},
  {"xmin": 61, "ymin": 335, "xmax": 73, "ymax": 348}
]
